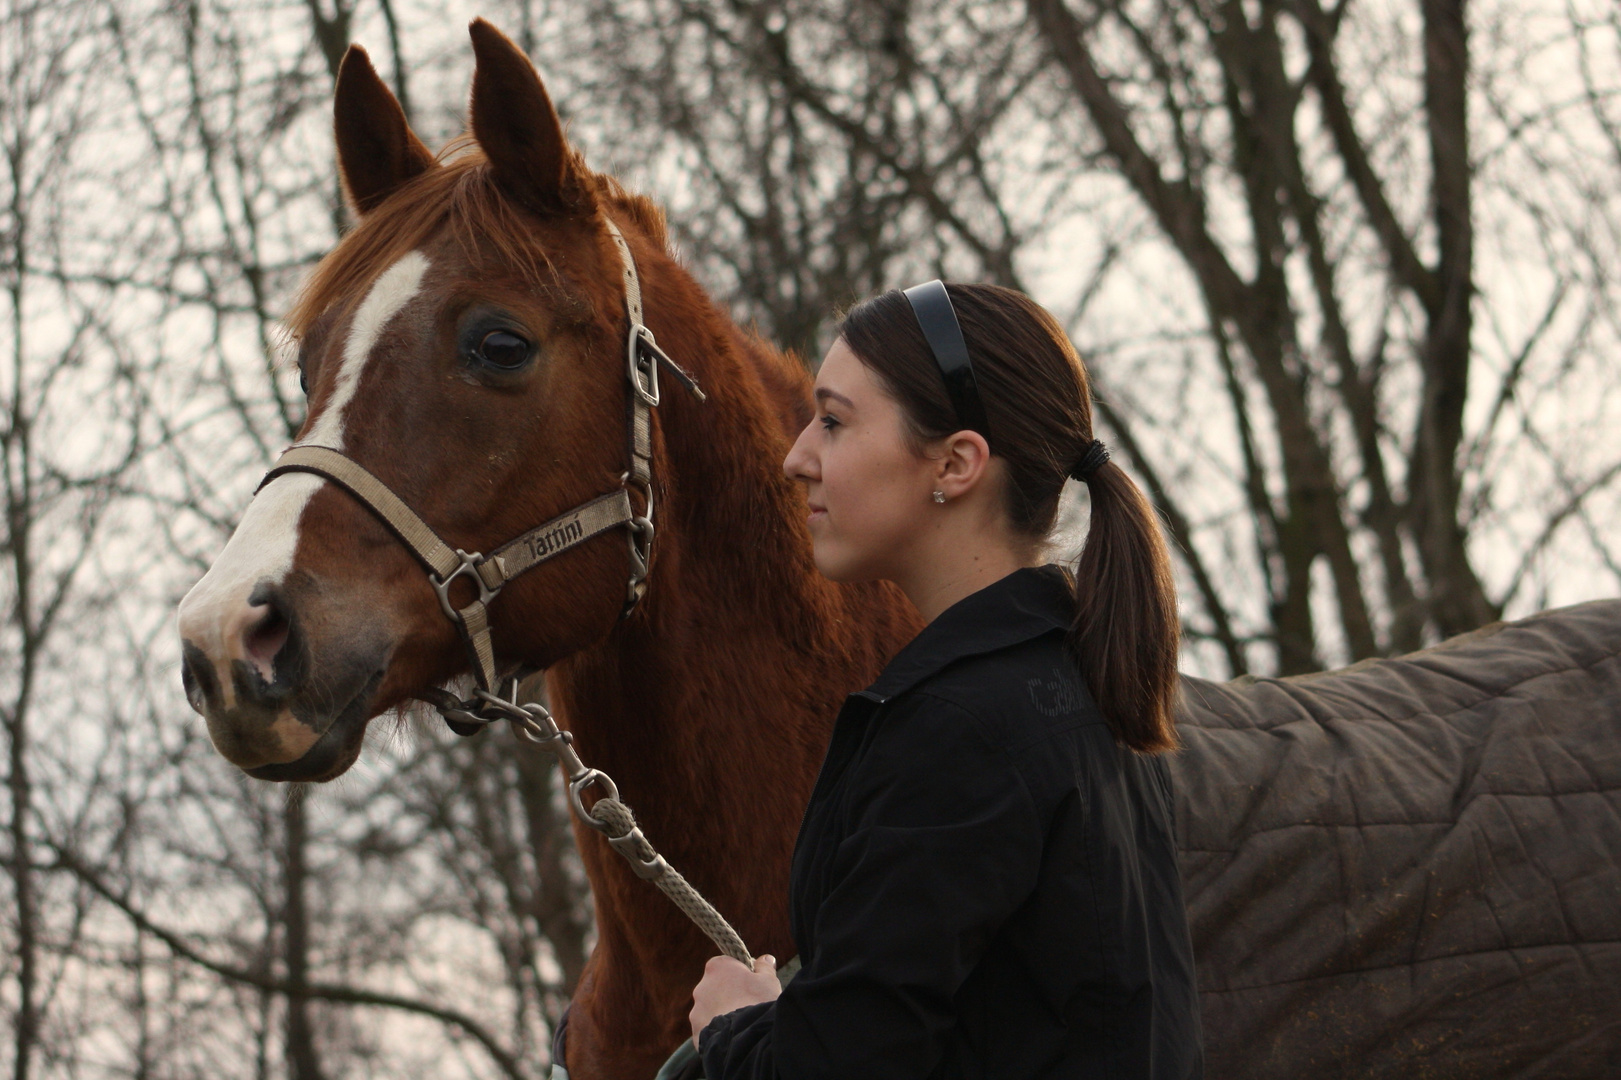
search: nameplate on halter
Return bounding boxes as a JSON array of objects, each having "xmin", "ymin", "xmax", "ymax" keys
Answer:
[
  {"xmin": 526, "ymin": 517, "xmax": 586, "ymax": 562},
  {"xmin": 493, "ymin": 490, "xmax": 635, "ymax": 581}
]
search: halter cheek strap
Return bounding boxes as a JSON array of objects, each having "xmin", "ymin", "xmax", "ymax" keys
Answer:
[{"xmin": 257, "ymin": 218, "xmax": 703, "ymax": 705}]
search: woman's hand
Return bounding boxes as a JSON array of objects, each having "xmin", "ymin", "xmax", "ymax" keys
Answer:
[{"xmin": 689, "ymin": 954, "xmax": 781, "ymax": 1047}]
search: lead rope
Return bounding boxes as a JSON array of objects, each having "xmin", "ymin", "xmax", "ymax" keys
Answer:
[{"xmin": 422, "ymin": 681, "xmax": 755, "ymax": 970}]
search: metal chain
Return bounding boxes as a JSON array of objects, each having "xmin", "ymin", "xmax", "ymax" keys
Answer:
[{"xmin": 442, "ymin": 684, "xmax": 756, "ymax": 970}]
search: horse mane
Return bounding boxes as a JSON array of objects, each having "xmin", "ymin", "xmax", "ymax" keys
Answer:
[
  {"xmin": 734, "ymin": 326, "xmax": 816, "ymax": 439},
  {"xmin": 285, "ymin": 136, "xmax": 671, "ymax": 341},
  {"xmin": 589, "ymin": 170, "xmax": 670, "ymax": 250}
]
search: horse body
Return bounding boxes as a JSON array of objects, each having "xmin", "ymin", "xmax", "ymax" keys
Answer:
[{"xmin": 175, "ymin": 22, "xmax": 918, "ymax": 1080}]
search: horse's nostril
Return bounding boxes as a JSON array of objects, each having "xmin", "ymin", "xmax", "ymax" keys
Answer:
[
  {"xmin": 180, "ymin": 639, "xmax": 222, "ymax": 715},
  {"xmin": 182, "ymin": 663, "xmax": 204, "ymax": 712},
  {"xmin": 243, "ymin": 598, "xmax": 292, "ymax": 681}
]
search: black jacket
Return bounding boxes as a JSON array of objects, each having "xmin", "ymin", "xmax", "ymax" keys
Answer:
[{"xmin": 699, "ymin": 565, "xmax": 1203, "ymax": 1080}]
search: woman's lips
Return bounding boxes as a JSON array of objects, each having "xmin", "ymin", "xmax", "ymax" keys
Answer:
[{"xmin": 807, "ymin": 504, "xmax": 827, "ymax": 525}]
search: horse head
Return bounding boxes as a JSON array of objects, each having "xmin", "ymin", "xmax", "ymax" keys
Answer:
[{"xmin": 178, "ymin": 21, "xmax": 678, "ymax": 782}]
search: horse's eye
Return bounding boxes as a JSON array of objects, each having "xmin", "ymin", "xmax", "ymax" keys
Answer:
[{"xmin": 477, "ymin": 330, "xmax": 530, "ymax": 369}]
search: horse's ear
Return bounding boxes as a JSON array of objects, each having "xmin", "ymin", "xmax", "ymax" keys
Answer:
[
  {"xmin": 334, "ymin": 45, "xmax": 437, "ymax": 215},
  {"xmin": 468, "ymin": 19, "xmax": 592, "ymax": 215}
]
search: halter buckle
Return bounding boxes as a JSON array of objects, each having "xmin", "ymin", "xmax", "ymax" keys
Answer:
[
  {"xmin": 431, "ymin": 548, "xmax": 503, "ymax": 623},
  {"xmin": 628, "ymin": 325, "xmax": 663, "ymax": 407},
  {"xmin": 621, "ymin": 474, "xmax": 655, "ymax": 607}
]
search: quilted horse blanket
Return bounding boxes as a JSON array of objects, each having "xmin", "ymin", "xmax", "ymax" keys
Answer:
[{"xmin": 1173, "ymin": 598, "xmax": 1621, "ymax": 1078}]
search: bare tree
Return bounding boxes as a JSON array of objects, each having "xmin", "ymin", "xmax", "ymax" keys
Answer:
[{"xmin": 2, "ymin": 0, "xmax": 146, "ymax": 1074}]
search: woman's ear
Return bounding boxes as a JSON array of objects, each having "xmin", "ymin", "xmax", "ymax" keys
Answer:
[{"xmin": 934, "ymin": 431, "xmax": 992, "ymax": 500}]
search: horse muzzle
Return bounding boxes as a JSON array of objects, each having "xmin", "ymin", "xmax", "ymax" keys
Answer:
[{"xmin": 178, "ymin": 577, "xmax": 390, "ymax": 781}]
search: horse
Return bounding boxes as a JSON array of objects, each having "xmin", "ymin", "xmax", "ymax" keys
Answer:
[{"xmin": 175, "ymin": 20, "xmax": 920, "ymax": 1080}]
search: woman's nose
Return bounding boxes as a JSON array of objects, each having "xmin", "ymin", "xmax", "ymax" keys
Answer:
[{"xmin": 783, "ymin": 418, "xmax": 820, "ymax": 481}]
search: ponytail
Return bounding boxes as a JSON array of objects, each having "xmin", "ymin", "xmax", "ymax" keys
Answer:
[{"xmin": 1069, "ymin": 462, "xmax": 1181, "ymax": 753}]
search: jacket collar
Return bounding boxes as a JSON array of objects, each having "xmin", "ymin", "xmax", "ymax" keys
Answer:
[{"xmin": 859, "ymin": 564, "xmax": 1074, "ymax": 704}]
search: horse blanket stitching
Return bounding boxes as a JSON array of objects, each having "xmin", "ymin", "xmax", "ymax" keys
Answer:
[{"xmin": 1173, "ymin": 598, "xmax": 1621, "ymax": 1078}]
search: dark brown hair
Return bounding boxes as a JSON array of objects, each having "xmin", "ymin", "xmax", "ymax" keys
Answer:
[{"xmin": 839, "ymin": 283, "xmax": 1180, "ymax": 753}]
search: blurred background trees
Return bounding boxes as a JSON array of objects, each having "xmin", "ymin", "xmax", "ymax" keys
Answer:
[
  {"xmin": 564, "ymin": 0, "xmax": 1621, "ymax": 675},
  {"xmin": 1, "ymin": 0, "xmax": 1617, "ymax": 1075}
]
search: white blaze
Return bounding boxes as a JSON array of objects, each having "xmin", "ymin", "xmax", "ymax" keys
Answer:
[
  {"xmin": 177, "ymin": 252, "xmax": 430, "ymax": 702},
  {"xmin": 303, "ymin": 250, "xmax": 430, "ymax": 451}
]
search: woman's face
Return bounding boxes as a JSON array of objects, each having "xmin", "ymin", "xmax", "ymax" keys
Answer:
[{"xmin": 783, "ymin": 338, "xmax": 939, "ymax": 582}]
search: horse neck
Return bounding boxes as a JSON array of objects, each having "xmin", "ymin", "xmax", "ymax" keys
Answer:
[
  {"xmin": 546, "ymin": 253, "xmax": 913, "ymax": 851},
  {"xmin": 537, "ymin": 234, "xmax": 919, "ymax": 1078}
]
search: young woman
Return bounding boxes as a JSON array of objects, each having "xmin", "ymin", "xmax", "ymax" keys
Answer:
[{"xmin": 688, "ymin": 282, "xmax": 1204, "ymax": 1079}]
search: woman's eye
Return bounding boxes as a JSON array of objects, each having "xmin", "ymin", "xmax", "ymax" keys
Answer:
[
  {"xmin": 819, "ymin": 414, "xmax": 840, "ymax": 431},
  {"xmin": 475, "ymin": 330, "xmax": 531, "ymax": 370}
]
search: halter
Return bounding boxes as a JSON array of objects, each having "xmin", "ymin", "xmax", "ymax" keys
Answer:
[{"xmin": 257, "ymin": 219, "xmax": 704, "ymax": 721}]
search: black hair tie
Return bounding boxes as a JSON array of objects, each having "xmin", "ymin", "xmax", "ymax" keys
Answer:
[{"xmin": 1070, "ymin": 439, "xmax": 1110, "ymax": 481}]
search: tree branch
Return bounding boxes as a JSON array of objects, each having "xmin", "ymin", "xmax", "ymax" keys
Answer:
[
  {"xmin": 1028, "ymin": 0, "xmax": 1249, "ymax": 317},
  {"xmin": 1091, "ymin": 387, "xmax": 1250, "ymax": 676},
  {"xmin": 1293, "ymin": 0, "xmax": 1440, "ymax": 311},
  {"xmin": 49, "ymin": 846, "xmax": 530, "ymax": 1080}
]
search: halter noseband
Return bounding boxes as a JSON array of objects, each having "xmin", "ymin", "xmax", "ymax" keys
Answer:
[{"xmin": 256, "ymin": 219, "xmax": 703, "ymax": 722}]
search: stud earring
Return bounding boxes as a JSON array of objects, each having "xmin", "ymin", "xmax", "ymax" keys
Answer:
[{"xmin": 932, "ymin": 490, "xmax": 946, "ymax": 504}]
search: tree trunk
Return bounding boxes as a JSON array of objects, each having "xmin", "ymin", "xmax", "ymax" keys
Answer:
[
  {"xmin": 1413, "ymin": 0, "xmax": 1498, "ymax": 637},
  {"xmin": 283, "ymin": 792, "xmax": 326, "ymax": 1080},
  {"xmin": 6, "ymin": 700, "xmax": 37, "ymax": 1080}
]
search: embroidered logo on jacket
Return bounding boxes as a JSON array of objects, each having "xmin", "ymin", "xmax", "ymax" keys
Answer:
[{"xmin": 1027, "ymin": 668, "xmax": 1081, "ymax": 717}]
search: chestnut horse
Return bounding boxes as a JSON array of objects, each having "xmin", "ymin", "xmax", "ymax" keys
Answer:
[{"xmin": 176, "ymin": 20, "xmax": 919, "ymax": 1080}]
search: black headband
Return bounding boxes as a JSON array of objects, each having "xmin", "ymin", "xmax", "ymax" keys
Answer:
[{"xmin": 903, "ymin": 279, "xmax": 991, "ymax": 442}]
